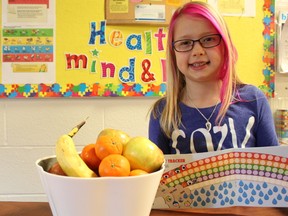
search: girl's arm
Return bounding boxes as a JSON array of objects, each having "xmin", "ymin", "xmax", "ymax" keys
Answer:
[{"xmin": 255, "ymin": 93, "xmax": 279, "ymax": 147}]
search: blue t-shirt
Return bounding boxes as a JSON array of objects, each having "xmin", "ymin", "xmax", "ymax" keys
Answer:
[{"xmin": 149, "ymin": 85, "xmax": 279, "ymax": 154}]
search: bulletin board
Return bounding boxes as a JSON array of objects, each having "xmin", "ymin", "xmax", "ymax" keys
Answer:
[
  {"xmin": 105, "ymin": 0, "xmax": 190, "ymax": 26},
  {"xmin": 0, "ymin": 0, "xmax": 276, "ymax": 98}
]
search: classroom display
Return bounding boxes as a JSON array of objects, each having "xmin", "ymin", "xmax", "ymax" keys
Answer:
[{"xmin": 0, "ymin": 0, "xmax": 275, "ymax": 98}]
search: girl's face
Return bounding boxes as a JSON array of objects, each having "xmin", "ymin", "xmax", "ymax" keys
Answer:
[{"xmin": 173, "ymin": 14, "xmax": 225, "ymax": 84}]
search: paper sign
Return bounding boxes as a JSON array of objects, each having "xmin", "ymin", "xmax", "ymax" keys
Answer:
[
  {"xmin": 7, "ymin": 4, "xmax": 47, "ymax": 23},
  {"xmin": 153, "ymin": 146, "xmax": 288, "ymax": 209},
  {"xmin": 217, "ymin": 0, "xmax": 245, "ymax": 14},
  {"xmin": 110, "ymin": 0, "xmax": 129, "ymax": 13},
  {"xmin": 207, "ymin": 0, "xmax": 256, "ymax": 17},
  {"xmin": 135, "ymin": 4, "xmax": 165, "ymax": 21},
  {"xmin": 12, "ymin": 63, "xmax": 48, "ymax": 72},
  {"xmin": 167, "ymin": 0, "xmax": 182, "ymax": 6}
]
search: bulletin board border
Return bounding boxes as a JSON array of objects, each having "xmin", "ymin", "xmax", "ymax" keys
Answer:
[
  {"xmin": 0, "ymin": 0, "xmax": 275, "ymax": 99},
  {"xmin": 259, "ymin": 0, "xmax": 276, "ymax": 98},
  {"xmin": 0, "ymin": 83, "xmax": 167, "ymax": 98}
]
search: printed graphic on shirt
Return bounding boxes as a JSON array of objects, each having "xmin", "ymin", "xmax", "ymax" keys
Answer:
[{"xmin": 171, "ymin": 116, "xmax": 255, "ymax": 153}]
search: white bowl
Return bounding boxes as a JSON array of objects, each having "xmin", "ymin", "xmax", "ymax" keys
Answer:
[{"xmin": 36, "ymin": 155, "xmax": 165, "ymax": 216}]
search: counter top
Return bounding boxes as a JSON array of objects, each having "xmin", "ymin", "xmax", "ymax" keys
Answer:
[{"xmin": 0, "ymin": 202, "xmax": 287, "ymax": 216}]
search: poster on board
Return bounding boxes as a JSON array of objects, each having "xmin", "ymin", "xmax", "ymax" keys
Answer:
[{"xmin": 1, "ymin": 0, "xmax": 56, "ymax": 85}]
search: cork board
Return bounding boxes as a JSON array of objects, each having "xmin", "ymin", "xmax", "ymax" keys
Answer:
[{"xmin": 105, "ymin": 0, "xmax": 190, "ymax": 26}]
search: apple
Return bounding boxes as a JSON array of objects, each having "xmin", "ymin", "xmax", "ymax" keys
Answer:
[
  {"xmin": 98, "ymin": 128, "xmax": 130, "ymax": 148},
  {"xmin": 48, "ymin": 162, "xmax": 67, "ymax": 176},
  {"xmin": 123, "ymin": 136, "xmax": 164, "ymax": 173}
]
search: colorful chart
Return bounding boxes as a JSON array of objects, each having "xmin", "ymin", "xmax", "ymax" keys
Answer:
[{"xmin": 153, "ymin": 146, "xmax": 288, "ymax": 208}]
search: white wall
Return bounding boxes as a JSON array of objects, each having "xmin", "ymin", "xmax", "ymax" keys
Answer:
[
  {"xmin": 0, "ymin": 98, "xmax": 158, "ymax": 201},
  {"xmin": 0, "ymin": 97, "xmax": 286, "ymax": 202}
]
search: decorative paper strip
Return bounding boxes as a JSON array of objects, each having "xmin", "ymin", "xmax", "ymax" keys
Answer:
[
  {"xmin": 0, "ymin": 83, "xmax": 167, "ymax": 98},
  {"xmin": 259, "ymin": 0, "xmax": 275, "ymax": 97}
]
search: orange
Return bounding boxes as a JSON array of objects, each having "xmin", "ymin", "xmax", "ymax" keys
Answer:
[
  {"xmin": 95, "ymin": 135, "xmax": 123, "ymax": 160},
  {"xmin": 98, "ymin": 128, "xmax": 130, "ymax": 149},
  {"xmin": 80, "ymin": 143, "xmax": 101, "ymax": 173},
  {"xmin": 129, "ymin": 169, "xmax": 148, "ymax": 176},
  {"xmin": 98, "ymin": 154, "xmax": 130, "ymax": 177}
]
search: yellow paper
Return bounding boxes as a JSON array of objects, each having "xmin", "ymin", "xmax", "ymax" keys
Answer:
[
  {"xmin": 110, "ymin": 0, "xmax": 129, "ymax": 13},
  {"xmin": 12, "ymin": 63, "xmax": 48, "ymax": 73},
  {"xmin": 166, "ymin": 0, "xmax": 182, "ymax": 7},
  {"xmin": 217, "ymin": 0, "xmax": 245, "ymax": 14}
]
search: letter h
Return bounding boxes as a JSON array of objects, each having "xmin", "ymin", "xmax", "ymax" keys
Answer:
[{"xmin": 88, "ymin": 21, "xmax": 106, "ymax": 45}]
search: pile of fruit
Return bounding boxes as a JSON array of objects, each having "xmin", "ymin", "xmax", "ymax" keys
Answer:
[{"xmin": 48, "ymin": 120, "xmax": 164, "ymax": 178}]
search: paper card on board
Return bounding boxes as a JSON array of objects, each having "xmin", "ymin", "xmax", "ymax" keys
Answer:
[{"xmin": 135, "ymin": 4, "xmax": 165, "ymax": 22}]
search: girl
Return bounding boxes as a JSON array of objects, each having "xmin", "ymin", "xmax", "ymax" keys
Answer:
[{"xmin": 149, "ymin": 2, "xmax": 279, "ymax": 154}]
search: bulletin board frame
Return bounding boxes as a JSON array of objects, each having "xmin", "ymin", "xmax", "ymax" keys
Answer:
[{"xmin": 0, "ymin": 0, "xmax": 276, "ymax": 99}]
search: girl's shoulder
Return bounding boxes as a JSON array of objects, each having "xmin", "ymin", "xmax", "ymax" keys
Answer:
[
  {"xmin": 154, "ymin": 97, "xmax": 167, "ymax": 108},
  {"xmin": 235, "ymin": 84, "xmax": 266, "ymax": 101},
  {"xmin": 151, "ymin": 97, "xmax": 167, "ymax": 117}
]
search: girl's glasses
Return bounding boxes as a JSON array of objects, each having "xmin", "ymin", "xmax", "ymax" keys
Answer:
[{"xmin": 173, "ymin": 34, "xmax": 222, "ymax": 52}]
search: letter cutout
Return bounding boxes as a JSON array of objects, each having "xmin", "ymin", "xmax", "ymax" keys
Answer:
[
  {"xmin": 101, "ymin": 62, "xmax": 116, "ymax": 78},
  {"xmin": 141, "ymin": 59, "xmax": 155, "ymax": 82},
  {"xmin": 145, "ymin": 31, "xmax": 152, "ymax": 54},
  {"xmin": 119, "ymin": 58, "xmax": 135, "ymax": 82},
  {"xmin": 65, "ymin": 54, "xmax": 87, "ymax": 69},
  {"xmin": 154, "ymin": 28, "xmax": 166, "ymax": 51},
  {"xmin": 88, "ymin": 21, "xmax": 106, "ymax": 45},
  {"xmin": 126, "ymin": 34, "xmax": 142, "ymax": 50}
]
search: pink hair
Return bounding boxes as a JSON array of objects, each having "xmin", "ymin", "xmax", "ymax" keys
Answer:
[
  {"xmin": 168, "ymin": 2, "xmax": 238, "ymax": 103},
  {"xmin": 151, "ymin": 2, "xmax": 242, "ymax": 137}
]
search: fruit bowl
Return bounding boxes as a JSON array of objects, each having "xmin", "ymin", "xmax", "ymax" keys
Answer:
[{"xmin": 36, "ymin": 155, "xmax": 165, "ymax": 216}]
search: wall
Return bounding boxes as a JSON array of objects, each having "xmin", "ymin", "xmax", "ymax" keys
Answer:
[
  {"xmin": 0, "ymin": 97, "xmax": 157, "ymax": 201},
  {"xmin": 0, "ymin": 0, "xmax": 280, "ymax": 202},
  {"xmin": 270, "ymin": 1, "xmax": 288, "ymax": 111}
]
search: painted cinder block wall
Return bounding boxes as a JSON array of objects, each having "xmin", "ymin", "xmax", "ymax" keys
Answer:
[
  {"xmin": 0, "ymin": 98, "xmax": 157, "ymax": 201},
  {"xmin": 0, "ymin": 96, "xmax": 287, "ymax": 202}
]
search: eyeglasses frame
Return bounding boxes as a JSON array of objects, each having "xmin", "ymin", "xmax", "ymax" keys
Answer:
[{"xmin": 172, "ymin": 34, "xmax": 222, "ymax": 52}]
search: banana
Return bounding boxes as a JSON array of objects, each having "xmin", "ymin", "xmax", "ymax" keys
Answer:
[{"xmin": 55, "ymin": 119, "xmax": 97, "ymax": 177}]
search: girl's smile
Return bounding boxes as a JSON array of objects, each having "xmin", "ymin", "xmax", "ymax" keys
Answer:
[{"xmin": 189, "ymin": 60, "xmax": 210, "ymax": 70}]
